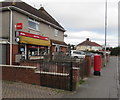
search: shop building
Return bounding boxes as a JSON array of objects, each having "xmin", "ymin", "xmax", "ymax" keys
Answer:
[{"xmin": 0, "ymin": 0, "xmax": 67, "ymax": 65}]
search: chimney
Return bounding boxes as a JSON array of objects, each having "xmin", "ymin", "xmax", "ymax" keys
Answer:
[
  {"xmin": 86, "ymin": 38, "xmax": 89, "ymax": 41},
  {"xmin": 39, "ymin": 7, "xmax": 44, "ymax": 11}
]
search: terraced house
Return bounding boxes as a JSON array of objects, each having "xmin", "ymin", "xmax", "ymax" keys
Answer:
[{"xmin": 0, "ymin": 0, "xmax": 67, "ymax": 65}]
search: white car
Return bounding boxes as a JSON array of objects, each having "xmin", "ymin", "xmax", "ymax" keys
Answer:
[{"xmin": 71, "ymin": 50, "xmax": 85, "ymax": 59}]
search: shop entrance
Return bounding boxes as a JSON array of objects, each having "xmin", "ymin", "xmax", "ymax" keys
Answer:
[{"xmin": 18, "ymin": 44, "xmax": 26, "ymax": 60}]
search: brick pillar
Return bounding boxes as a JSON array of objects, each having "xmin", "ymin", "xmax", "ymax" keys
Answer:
[
  {"xmin": 101, "ymin": 55, "xmax": 105, "ymax": 68},
  {"xmin": 84, "ymin": 55, "xmax": 92, "ymax": 77},
  {"xmin": 61, "ymin": 47, "xmax": 67, "ymax": 55},
  {"xmin": 72, "ymin": 67, "xmax": 80, "ymax": 90},
  {"xmin": 12, "ymin": 44, "xmax": 18, "ymax": 65},
  {"xmin": 7, "ymin": 44, "xmax": 19, "ymax": 65}
]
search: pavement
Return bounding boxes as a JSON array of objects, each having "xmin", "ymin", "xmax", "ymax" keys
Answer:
[
  {"xmin": 118, "ymin": 56, "xmax": 120, "ymax": 99},
  {"xmin": 63, "ymin": 56, "xmax": 119, "ymax": 98},
  {"xmin": 2, "ymin": 56, "xmax": 119, "ymax": 99},
  {"xmin": 2, "ymin": 80, "xmax": 70, "ymax": 98}
]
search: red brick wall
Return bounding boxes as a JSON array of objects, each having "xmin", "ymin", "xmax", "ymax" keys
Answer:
[
  {"xmin": 2, "ymin": 66, "xmax": 71, "ymax": 90},
  {"xmin": 2, "ymin": 67, "xmax": 40, "ymax": 85},
  {"xmin": 50, "ymin": 46, "xmax": 67, "ymax": 55},
  {"xmin": 2, "ymin": 66, "xmax": 83, "ymax": 90},
  {"xmin": 61, "ymin": 47, "xmax": 67, "ymax": 54},
  {"xmin": 20, "ymin": 61, "xmax": 39, "ymax": 67},
  {"xmin": 50, "ymin": 45, "xmax": 55, "ymax": 59},
  {"xmin": 12, "ymin": 44, "xmax": 19, "ymax": 64},
  {"xmin": 73, "ymin": 68, "xmax": 80, "ymax": 82},
  {"xmin": 51, "ymin": 45, "xmax": 55, "ymax": 52},
  {"xmin": 7, "ymin": 44, "xmax": 18, "ymax": 65}
]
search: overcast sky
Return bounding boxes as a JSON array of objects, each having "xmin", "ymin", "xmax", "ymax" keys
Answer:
[{"xmin": 2, "ymin": 0, "xmax": 119, "ymax": 47}]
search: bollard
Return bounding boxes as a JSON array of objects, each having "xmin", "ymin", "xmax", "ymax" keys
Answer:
[{"xmin": 94, "ymin": 54, "xmax": 101, "ymax": 76}]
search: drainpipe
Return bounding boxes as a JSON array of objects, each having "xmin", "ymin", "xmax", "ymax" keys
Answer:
[{"xmin": 8, "ymin": 7, "xmax": 13, "ymax": 65}]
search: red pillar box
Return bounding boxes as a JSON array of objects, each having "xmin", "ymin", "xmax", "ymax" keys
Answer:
[{"xmin": 94, "ymin": 54, "xmax": 101, "ymax": 76}]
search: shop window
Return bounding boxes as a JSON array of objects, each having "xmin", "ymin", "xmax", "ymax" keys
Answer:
[
  {"xmin": 28, "ymin": 18, "xmax": 40, "ymax": 31},
  {"xmin": 28, "ymin": 45, "xmax": 48, "ymax": 57},
  {"xmin": 54, "ymin": 29, "xmax": 58, "ymax": 36}
]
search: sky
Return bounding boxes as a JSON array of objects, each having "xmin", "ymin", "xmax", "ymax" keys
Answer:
[{"xmin": 1, "ymin": 0, "xmax": 119, "ymax": 47}]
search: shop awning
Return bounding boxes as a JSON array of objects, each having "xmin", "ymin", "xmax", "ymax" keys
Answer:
[
  {"xmin": 17, "ymin": 31, "xmax": 51, "ymax": 46},
  {"xmin": 20, "ymin": 36, "xmax": 51, "ymax": 46}
]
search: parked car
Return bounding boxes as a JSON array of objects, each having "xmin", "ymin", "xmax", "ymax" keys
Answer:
[
  {"xmin": 70, "ymin": 50, "xmax": 86, "ymax": 59},
  {"xmin": 84, "ymin": 51, "xmax": 95, "ymax": 58}
]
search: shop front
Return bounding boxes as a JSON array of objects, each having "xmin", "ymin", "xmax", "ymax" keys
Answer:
[
  {"xmin": 15, "ymin": 31, "xmax": 51, "ymax": 62},
  {"xmin": 18, "ymin": 44, "xmax": 49, "ymax": 60}
]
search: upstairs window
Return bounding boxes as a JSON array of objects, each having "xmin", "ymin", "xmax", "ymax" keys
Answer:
[
  {"xmin": 28, "ymin": 18, "xmax": 40, "ymax": 31},
  {"xmin": 54, "ymin": 29, "xmax": 58, "ymax": 36}
]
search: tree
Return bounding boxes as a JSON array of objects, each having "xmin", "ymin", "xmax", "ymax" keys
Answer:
[{"xmin": 110, "ymin": 47, "xmax": 120, "ymax": 56}]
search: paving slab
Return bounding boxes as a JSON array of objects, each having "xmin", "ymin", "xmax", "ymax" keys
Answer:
[{"xmin": 2, "ymin": 81, "xmax": 69, "ymax": 98}]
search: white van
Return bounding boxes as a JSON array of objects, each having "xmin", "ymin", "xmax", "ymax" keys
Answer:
[{"xmin": 71, "ymin": 50, "xmax": 85, "ymax": 59}]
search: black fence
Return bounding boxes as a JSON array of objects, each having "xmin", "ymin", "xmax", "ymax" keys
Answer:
[
  {"xmin": 37, "ymin": 61, "xmax": 72, "ymax": 90},
  {"xmin": 20, "ymin": 54, "xmax": 93, "ymax": 91},
  {"xmin": 36, "ymin": 58, "xmax": 86, "ymax": 91}
]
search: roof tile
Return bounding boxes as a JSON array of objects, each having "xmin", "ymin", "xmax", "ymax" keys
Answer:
[{"xmin": 77, "ymin": 39, "xmax": 102, "ymax": 47}]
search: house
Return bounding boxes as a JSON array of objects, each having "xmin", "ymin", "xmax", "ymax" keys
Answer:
[
  {"xmin": 76, "ymin": 38, "xmax": 102, "ymax": 51},
  {"xmin": 0, "ymin": 0, "xmax": 67, "ymax": 65}
]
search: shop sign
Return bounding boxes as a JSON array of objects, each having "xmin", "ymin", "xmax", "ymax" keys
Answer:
[
  {"xmin": 16, "ymin": 23, "xmax": 23, "ymax": 30},
  {"xmin": 19, "ymin": 31, "xmax": 49, "ymax": 41}
]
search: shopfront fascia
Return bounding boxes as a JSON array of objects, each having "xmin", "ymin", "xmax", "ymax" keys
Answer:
[{"xmin": 15, "ymin": 31, "xmax": 51, "ymax": 60}]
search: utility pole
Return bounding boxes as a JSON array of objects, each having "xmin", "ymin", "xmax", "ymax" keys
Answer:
[{"xmin": 104, "ymin": 0, "xmax": 107, "ymax": 67}]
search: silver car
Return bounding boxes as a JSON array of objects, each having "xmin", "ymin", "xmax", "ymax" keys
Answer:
[{"xmin": 71, "ymin": 50, "xmax": 85, "ymax": 59}]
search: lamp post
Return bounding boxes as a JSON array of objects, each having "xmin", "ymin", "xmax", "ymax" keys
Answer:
[{"xmin": 104, "ymin": 0, "xmax": 107, "ymax": 66}]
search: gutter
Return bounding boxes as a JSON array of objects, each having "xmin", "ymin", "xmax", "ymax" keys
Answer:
[
  {"xmin": 0, "ymin": 6, "xmax": 66, "ymax": 32},
  {"xmin": 8, "ymin": 7, "xmax": 13, "ymax": 65}
]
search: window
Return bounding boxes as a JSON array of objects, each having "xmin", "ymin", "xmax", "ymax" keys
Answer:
[
  {"xmin": 55, "ymin": 45, "xmax": 60, "ymax": 52},
  {"xmin": 54, "ymin": 29, "xmax": 58, "ymax": 36},
  {"xmin": 28, "ymin": 18, "xmax": 40, "ymax": 31},
  {"xmin": 73, "ymin": 51, "xmax": 81, "ymax": 54}
]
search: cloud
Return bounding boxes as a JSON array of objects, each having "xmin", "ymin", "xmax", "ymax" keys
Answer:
[
  {"xmin": 64, "ymin": 31, "xmax": 118, "ymax": 47},
  {"xmin": 22, "ymin": 0, "xmax": 118, "ymax": 47}
]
